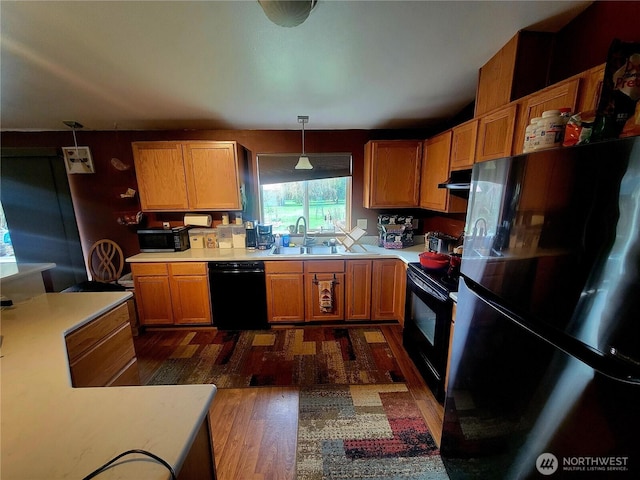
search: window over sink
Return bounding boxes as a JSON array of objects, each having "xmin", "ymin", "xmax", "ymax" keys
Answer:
[{"xmin": 257, "ymin": 154, "xmax": 352, "ymax": 234}]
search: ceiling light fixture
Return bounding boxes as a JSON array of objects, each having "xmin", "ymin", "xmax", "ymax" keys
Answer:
[
  {"xmin": 63, "ymin": 120, "xmax": 83, "ymax": 156},
  {"xmin": 258, "ymin": 0, "xmax": 318, "ymax": 28},
  {"xmin": 295, "ymin": 115, "xmax": 313, "ymax": 170}
]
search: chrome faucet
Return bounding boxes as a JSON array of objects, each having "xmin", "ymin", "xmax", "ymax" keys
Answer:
[
  {"xmin": 473, "ymin": 217, "xmax": 487, "ymax": 237},
  {"xmin": 294, "ymin": 216, "xmax": 309, "ymax": 246}
]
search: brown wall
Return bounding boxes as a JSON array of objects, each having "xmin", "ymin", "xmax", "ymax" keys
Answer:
[
  {"xmin": 1, "ymin": 129, "xmax": 442, "ymax": 267},
  {"xmin": 550, "ymin": 1, "xmax": 640, "ymax": 83}
]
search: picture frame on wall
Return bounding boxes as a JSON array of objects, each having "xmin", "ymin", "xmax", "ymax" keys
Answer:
[{"xmin": 62, "ymin": 146, "xmax": 95, "ymax": 174}]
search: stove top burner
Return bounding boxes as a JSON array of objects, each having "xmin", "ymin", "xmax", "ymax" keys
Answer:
[{"xmin": 408, "ymin": 262, "xmax": 459, "ymax": 294}]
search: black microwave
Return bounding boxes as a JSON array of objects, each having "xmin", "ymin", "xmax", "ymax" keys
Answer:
[{"xmin": 137, "ymin": 226, "xmax": 191, "ymax": 252}]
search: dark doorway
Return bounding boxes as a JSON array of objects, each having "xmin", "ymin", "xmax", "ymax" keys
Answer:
[{"xmin": 1, "ymin": 148, "xmax": 87, "ymax": 291}]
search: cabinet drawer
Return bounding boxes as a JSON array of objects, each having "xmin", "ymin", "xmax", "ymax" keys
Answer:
[
  {"xmin": 169, "ymin": 262, "xmax": 207, "ymax": 275},
  {"xmin": 65, "ymin": 302, "xmax": 129, "ymax": 363},
  {"xmin": 131, "ymin": 263, "xmax": 169, "ymax": 276},
  {"xmin": 68, "ymin": 323, "xmax": 136, "ymax": 387},
  {"xmin": 106, "ymin": 358, "xmax": 140, "ymax": 386},
  {"xmin": 304, "ymin": 260, "xmax": 345, "ymax": 273},
  {"xmin": 265, "ymin": 261, "xmax": 304, "ymax": 274}
]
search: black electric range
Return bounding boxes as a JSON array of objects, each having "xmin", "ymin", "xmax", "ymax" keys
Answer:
[
  {"xmin": 404, "ymin": 262, "xmax": 459, "ymax": 403},
  {"xmin": 407, "ymin": 262, "xmax": 459, "ymax": 296}
]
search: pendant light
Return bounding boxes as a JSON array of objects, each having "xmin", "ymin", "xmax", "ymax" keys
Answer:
[
  {"xmin": 258, "ymin": 0, "xmax": 318, "ymax": 28},
  {"xmin": 295, "ymin": 115, "xmax": 313, "ymax": 170}
]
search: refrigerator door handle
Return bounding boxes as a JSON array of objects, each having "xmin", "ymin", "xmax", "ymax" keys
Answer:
[{"xmin": 461, "ymin": 276, "xmax": 640, "ymax": 384}]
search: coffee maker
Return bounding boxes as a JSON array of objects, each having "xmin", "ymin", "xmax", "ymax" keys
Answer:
[
  {"xmin": 245, "ymin": 221, "xmax": 258, "ymax": 249},
  {"xmin": 256, "ymin": 224, "xmax": 274, "ymax": 250}
]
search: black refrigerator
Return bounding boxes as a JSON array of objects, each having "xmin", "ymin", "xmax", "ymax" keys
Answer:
[{"xmin": 441, "ymin": 137, "xmax": 640, "ymax": 479}]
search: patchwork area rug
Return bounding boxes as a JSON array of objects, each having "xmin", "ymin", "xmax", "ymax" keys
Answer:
[
  {"xmin": 146, "ymin": 327, "xmax": 405, "ymax": 388},
  {"xmin": 296, "ymin": 384, "xmax": 449, "ymax": 479}
]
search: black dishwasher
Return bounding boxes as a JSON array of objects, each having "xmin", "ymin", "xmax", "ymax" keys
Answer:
[{"xmin": 208, "ymin": 261, "xmax": 269, "ymax": 330}]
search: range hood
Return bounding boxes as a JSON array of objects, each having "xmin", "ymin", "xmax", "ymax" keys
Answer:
[{"xmin": 438, "ymin": 169, "xmax": 471, "ymax": 191}]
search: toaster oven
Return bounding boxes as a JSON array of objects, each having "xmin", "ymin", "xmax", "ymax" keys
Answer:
[{"xmin": 425, "ymin": 232, "xmax": 459, "ymax": 254}]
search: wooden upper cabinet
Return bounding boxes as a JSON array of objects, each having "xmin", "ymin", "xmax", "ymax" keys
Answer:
[
  {"xmin": 475, "ymin": 31, "xmax": 554, "ymax": 117},
  {"xmin": 363, "ymin": 140, "xmax": 422, "ymax": 208},
  {"xmin": 475, "ymin": 104, "xmax": 518, "ymax": 163},
  {"xmin": 133, "ymin": 141, "xmax": 244, "ymax": 212},
  {"xmin": 450, "ymin": 119, "xmax": 478, "ymax": 170},
  {"xmin": 133, "ymin": 142, "xmax": 189, "ymax": 211},
  {"xmin": 575, "ymin": 63, "xmax": 605, "ymax": 114},
  {"xmin": 420, "ymin": 131, "xmax": 450, "ymax": 211},
  {"xmin": 421, "ymin": 131, "xmax": 468, "ymax": 213},
  {"xmin": 183, "ymin": 142, "xmax": 243, "ymax": 211},
  {"xmin": 513, "ymin": 78, "xmax": 580, "ymax": 155}
]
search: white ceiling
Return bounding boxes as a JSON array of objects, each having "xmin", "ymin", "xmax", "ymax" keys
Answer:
[{"xmin": 0, "ymin": 0, "xmax": 591, "ymax": 132}]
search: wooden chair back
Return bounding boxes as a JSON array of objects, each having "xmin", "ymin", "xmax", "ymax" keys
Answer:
[{"xmin": 87, "ymin": 239, "xmax": 124, "ymax": 283}]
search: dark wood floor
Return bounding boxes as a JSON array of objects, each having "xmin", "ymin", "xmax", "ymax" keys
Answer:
[{"xmin": 133, "ymin": 324, "xmax": 444, "ymax": 480}]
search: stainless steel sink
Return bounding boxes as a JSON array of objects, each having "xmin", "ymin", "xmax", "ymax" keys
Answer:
[
  {"xmin": 270, "ymin": 245, "xmax": 338, "ymax": 255},
  {"xmin": 270, "ymin": 246, "xmax": 306, "ymax": 255}
]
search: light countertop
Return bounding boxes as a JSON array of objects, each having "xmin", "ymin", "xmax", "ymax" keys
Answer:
[
  {"xmin": 126, "ymin": 244, "xmax": 426, "ymax": 264},
  {"xmin": 1, "ymin": 292, "xmax": 216, "ymax": 480},
  {"xmin": 0, "ymin": 261, "xmax": 55, "ymax": 281},
  {"xmin": 1, "ymin": 262, "xmax": 56, "ymax": 304}
]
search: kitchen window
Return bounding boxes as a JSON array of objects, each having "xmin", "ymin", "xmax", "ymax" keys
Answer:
[
  {"xmin": 0, "ymin": 201, "xmax": 15, "ymax": 261},
  {"xmin": 257, "ymin": 154, "xmax": 352, "ymax": 233}
]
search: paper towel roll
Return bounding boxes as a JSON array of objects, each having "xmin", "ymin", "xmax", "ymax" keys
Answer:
[{"xmin": 184, "ymin": 214, "xmax": 212, "ymax": 227}]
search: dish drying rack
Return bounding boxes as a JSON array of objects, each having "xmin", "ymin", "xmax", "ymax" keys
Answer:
[{"xmin": 335, "ymin": 226, "xmax": 367, "ymax": 252}]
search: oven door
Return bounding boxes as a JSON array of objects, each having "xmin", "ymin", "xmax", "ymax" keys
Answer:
[{"xmin": 403, "ymin": 268, "xmax": 453, "ymax": 402}]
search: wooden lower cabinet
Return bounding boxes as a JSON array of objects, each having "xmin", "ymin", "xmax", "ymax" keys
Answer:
[
  {"xmin": 169, "ymin": 263, "xmax": 212, "ymax": 325},
  {"xmin": 132, "ymin": 262, "xmax": 212, "ymax": 326},
  {"xmin": 345, "ymin": 260, "xmax": 372, "ymax": 320},
  {"xmin": 265, "ymin": 259, "xmax": 404, "ymax": 324},
  {"xmin": 65, "ymin": 301, "xmax": 140, "ymax": 387},
  {"xmin": 265, "ymin": 261, "xmax": 305, "ymax": 323},
  {"xmin": 372, "ymin": 259, "xmax": 406, "ymax": 323},
  {"xmin": 178, "ymin": 414, "xmax": 217, "ymax": 480},
  {"xmin": 304, "ymin": 260, "xmax": 345, "ymax": 322}
]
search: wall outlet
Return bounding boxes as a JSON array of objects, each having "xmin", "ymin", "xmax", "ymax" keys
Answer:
[
  {"xmin": 356, "ymin": 219, "xmax": 368, "ymax": 230},
  {"xmin": 162, "ymin": 222, "xmax": 171, "ymax": 229}
]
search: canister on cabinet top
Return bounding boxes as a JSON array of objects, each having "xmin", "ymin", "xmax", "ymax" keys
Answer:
[
  {"xmin": 537, "ymin": 110, "xmax": 565, "ymax": 150},
  {"xmin": 526, "ymin": 117, "xmax": 543, "ymax": 152}
]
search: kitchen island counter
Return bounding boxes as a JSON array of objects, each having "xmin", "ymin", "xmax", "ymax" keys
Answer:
[{"xmin": 0, "ymin": 292, "xmax": 216, "ymax": 479}]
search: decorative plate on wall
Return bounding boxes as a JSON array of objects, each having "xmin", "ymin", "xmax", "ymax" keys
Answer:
[{"xmin": 62, "ymin": 146, "xmax": 94, "ymax": 174}]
